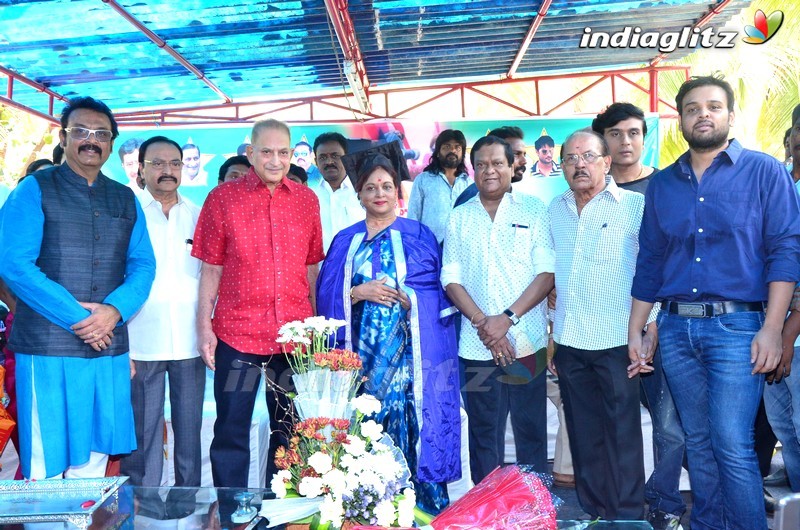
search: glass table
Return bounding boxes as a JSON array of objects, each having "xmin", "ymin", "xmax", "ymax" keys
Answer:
[{"xmin": 0, "ymin": 484, "xmax": 652, "ymax": 530}]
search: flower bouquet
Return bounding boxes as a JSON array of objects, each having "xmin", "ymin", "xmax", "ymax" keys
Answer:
[{"xmin": 261, "ymin": 317, "xmax": 415, "ymax": 529}]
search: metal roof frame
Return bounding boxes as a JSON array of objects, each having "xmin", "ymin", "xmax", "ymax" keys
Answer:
[{"xmin": 0, "ymin": 0, "xmax": 740, "ymax": 127}]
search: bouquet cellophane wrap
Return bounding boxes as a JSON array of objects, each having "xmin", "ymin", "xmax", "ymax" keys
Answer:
[
  {"xmin": 0, "ymin": 365, "xmax": 14, "ymax": 453},
  {"xmin": 424, "ymin": 465, "xmax": 559, "ymax": 530},
  {"xmin": 292, "ymin": 369, "xmax": 354, "ymax": 421}
]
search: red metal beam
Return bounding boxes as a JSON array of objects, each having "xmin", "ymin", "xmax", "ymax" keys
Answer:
[
  {"xmin": 651, "ymin": 0, "xmax": 732, "ymax": 66},
  {"xmin": 0, "ymin": 66, "xmax": 68, "ymax": 124},
  {"xmin": 110, "ymin": 65, "xmax": 689, "ymax": 126},
  {"xmin": 100, "ymin": 0, "xmax": 232, "ymax": 104},
  {"xmin": 323, "ymin": 0, "xmax": 370, "ymax": 97},
  {"xmin": 507, "ymin": 0, "xmax": 553, "ymax": 79},
  {"xmin": 544, "ymin": 76, "xmax": 609, "ymax": 115},
  {"xmin": 0, "ymin": 96, "xmax": 60, "ymax": 125},
  {"xmin": 468, "ymin": 86, "xmax": 537, "ymax": 116}
]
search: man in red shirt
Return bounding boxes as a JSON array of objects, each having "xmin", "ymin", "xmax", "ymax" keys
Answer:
[{"xmin": 192, "ymin": 119, "xmax": 324, "ymax": 488}]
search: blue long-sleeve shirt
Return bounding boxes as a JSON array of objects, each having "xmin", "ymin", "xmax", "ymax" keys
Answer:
[
  {"xmin": 0, "ymin": 173, "xmax": 155, "ymax": 333},
  {"xmin": 632, "ymin": 139, "xmax": 800, "ymax": 303}
]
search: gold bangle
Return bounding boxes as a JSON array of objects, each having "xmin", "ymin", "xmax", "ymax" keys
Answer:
[
  {"xmin": 470, "ymin": 310, "xmax": 484, "ymax": 327},
  {"xmin": 350, "ymin": 286, "xmax": 357, "ymax": 301}
]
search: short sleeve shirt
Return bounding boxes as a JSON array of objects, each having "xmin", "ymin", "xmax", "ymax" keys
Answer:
[{"xmin": 192, "ymin": 170, "xmax": 325, "ymax": 354}]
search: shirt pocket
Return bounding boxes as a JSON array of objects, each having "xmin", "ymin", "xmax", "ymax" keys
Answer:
[
  {"xmin": 586, "ymin": 224, "xmax": 624, "ymax": 263},
  {"xmin": 511, "ymin": 223, "xmax": 535, "ymax": 262},
  {"xmin": 711, "ymin": 191, "xmax": 755, "ymax": 229}
]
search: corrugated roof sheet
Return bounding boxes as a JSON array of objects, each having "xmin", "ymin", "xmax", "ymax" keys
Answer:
[{"xmin": 0, "ymin": 0, "xmax": 749, "ymax": 116}]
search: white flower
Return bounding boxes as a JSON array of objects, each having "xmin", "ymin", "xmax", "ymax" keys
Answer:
[
  {"xmin": 343, "ymin": 434, "xmax": 366, "ymax": 456},
  {"xmin": 321, "ymin": 468, "xmax": 347, "ymax": 497},
  {"xmin": 397, "ymin": 489, "xmax": 416, "ymax": 527},
  {"xmin": 304, "ymin": 315, "xmax": 329, "ymax": 334},
  {"xmin": 307, "ymin": 451, "xmax": 333, "ymax": 474},
  {"xmin": 351, "ymin": 394, "xmax": 382, "ymax": 416},
  {"xmin": 319, "ymin": 495, "xmax": 343, "ymax": 527},
  {"xmin": 269, "ymin": 470, "xmax": 291, "ymax": 498},
  {"xmin": 374, "ymin": 500, "xmax": 397, "ymax": 527},
  {"xmin": 297, "ymin": 476, "xmax": 324, "ymax": 498},
  {"xmin": 360, "ymin": 419, "xmax": 384, "ymax": 440}
]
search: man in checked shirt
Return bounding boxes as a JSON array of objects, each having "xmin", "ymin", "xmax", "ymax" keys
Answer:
[{"xmin": 549, "ymin": 129, "xmax": 658, "ymax": 521}]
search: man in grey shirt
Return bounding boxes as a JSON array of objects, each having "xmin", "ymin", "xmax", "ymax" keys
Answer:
[{"xmin": 408, "ymin": 129, "xmax": 471, "ymax": 243}]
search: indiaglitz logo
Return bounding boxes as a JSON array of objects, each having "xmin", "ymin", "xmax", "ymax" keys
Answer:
[
  {"xmin": 742, "ymin": 9, "xmax": 784, "ymax": 44},
  {"xmin": 578, "ymin": 26, "xmax": 737, "ymax": 54}
]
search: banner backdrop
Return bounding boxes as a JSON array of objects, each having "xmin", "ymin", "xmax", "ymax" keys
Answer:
[{"xmin": 104, "ymin": 116, "xmax": 659, "ymax": 207}]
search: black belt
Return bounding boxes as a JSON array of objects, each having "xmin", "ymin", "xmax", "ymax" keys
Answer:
[{"xmin": 662, "ymin": 301, "xmax": 766, "ymax": 318}]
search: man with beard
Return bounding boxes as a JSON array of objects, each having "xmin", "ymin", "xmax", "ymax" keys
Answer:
[
  {"xmin": 531, "ymin": 135, "xmax": 562, "ymax": 178},
  {"xmin": 121, "ymin": 136, "xmax": 205, "ymax": 492},
  {"xmin": 292, "ymin": 139, "xmax": 321, "ymax": 187},
  {"xmin": 312, "ymin": 132, "xmax": 365, "ymax": 252},
  {"xmin": 629, "ymin": 75, "xmax": 800, "ymax": 530},
  {"xmin": 0, "ymin": 96, "xmax": 156, "ymax": 479},
  {"xmin": 408, "ymin": 129, "xmax": 471, "ymax": 244},
  {"xmin": 454, "ymin": 126, "xmax": 526, "ymax": 207}
]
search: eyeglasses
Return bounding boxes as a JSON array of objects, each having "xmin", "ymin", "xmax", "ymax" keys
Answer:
[
  {"xmin": 562, "ymin": 152, "xmax": 602, "ymax": 166},
  {"xmin": 64, "ymin": 127, "xmax": 113, "ymax": 142},
  {"xmin": 317, "ymin": 153, "xmax": 342, "ymax": 163},
  {"xmin": 144, "ymin": 159, "xmax": 184, "ymax": 170}
]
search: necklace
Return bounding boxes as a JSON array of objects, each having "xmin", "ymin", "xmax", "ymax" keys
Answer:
[{"xmin": 612, "ymin": 164, "xmax": 644, "ymax": 182}]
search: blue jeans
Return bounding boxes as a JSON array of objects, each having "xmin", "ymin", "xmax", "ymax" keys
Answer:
[
  {"xmin": 640, "ymin": 346, "xmax": 686, "ymax": 517},
  {"xmin": 764, "ymin": 350, "xmax": 800, "ymax": 491},
  {"xmin": 657, "ymin": 310, "xmax": 767, "ymax": 530}
]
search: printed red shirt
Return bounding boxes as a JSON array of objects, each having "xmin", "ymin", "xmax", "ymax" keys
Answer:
[{"xmin": 192, "ymin": 169, "xmax": 324, "ymax": 354}]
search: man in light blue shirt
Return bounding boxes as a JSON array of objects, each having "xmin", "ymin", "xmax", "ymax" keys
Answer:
[{"xmin": 407, "ymin": 129, "xmax": 471, "ymax": 243}]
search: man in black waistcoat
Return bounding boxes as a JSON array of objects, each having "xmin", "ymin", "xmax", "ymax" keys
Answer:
[{"xmin": 0, "ymin": 96, "xmax": 155, "ymax": 479}]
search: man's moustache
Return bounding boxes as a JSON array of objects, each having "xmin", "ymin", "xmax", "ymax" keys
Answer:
[{"xmin": 157, "ymin": 176, "xmax": 178, "ymax": 183}]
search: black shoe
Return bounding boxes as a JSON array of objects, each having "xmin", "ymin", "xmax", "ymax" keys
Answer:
[
  {"xmin": 765, "ymin": 467, "xmax": 789, "ymax": 488},
  {"xmin": 764, "ymin": 487, "xmax": 778, "ymax": 514}
]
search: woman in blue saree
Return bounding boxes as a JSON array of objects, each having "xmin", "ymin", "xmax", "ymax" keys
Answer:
[{"xmin": 316, "ymin": 154, "xmax": 461, "ymax": 514}]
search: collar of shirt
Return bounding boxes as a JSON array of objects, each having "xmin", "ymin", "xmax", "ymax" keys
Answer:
[
  {"xmin": 58, "ymin": 162, "xmax": 109, "ymax": 188},
  {"xmin": 677, "ymin": 138, "xmax": 742, "ymax": 177},
  {"xmin": 317, "ymin": 176, "xmax": 355, "ymax": 195},
  {"xmin": 437, "ymin": 170, "xmax": 469, "ymax": 184},
  {"xmin": 557, "ymin": 176, "xmax": 620, "ymax": 209},
  {"xmin": 137, "ymin": 187, "xmax": 186, "ymax": 210}
]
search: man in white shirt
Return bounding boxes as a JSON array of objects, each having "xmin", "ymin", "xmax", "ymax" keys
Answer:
[
  {"xmin": 312, "ymin": 132, "xmax": 365, "ymax": 252},
  {"xmin": 121, "ymin": 135, "xmax": 205, "ymax": 489},
  {"xmin": 442, "ymin": 135, "xmax": 555, "ymax": 484},
  {"xmin": 549, "ymin": 130, "xmax": 657, "ymax": 521}
]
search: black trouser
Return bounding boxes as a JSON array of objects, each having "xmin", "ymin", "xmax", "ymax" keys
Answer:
[
  {"xmin": 555, "ymin": 344, "xmax": 645, "ymax": 520},
  {"xmin": 209, "ymin": 340, "xmax": 294, "ymax": 488},
  {"xmin": 461, "ymin": 357, "xmax": 547, "ymax": 484}
]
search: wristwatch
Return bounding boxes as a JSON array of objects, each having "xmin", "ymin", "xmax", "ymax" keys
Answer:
[{"xmin": 503, "ymin": 308, "xmax": 520, "ymax": 326}]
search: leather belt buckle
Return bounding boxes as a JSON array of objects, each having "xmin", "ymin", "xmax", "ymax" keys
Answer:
[{"xmin": 677, "ymin": 303, "xmax": 707, "ymax": 317}]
